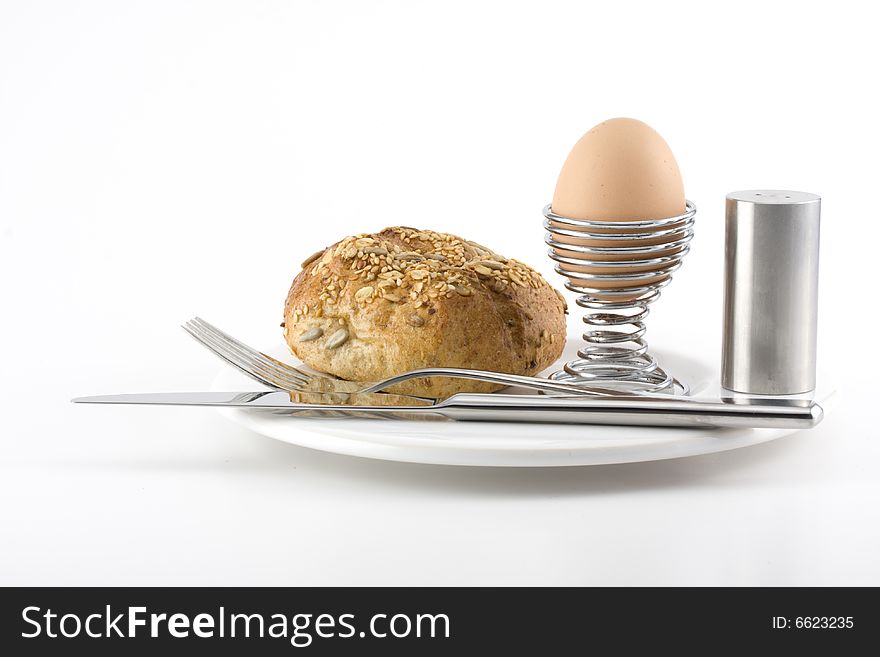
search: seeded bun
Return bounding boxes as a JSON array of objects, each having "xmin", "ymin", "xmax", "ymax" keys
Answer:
[{"xmin": 283, "ymin": 227, "xmax": 568, "ymax": 399}]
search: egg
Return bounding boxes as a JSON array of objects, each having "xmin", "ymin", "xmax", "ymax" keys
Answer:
[
  {"xmin": 548, "ymin": 118, "xmax": 689, "ymax": 290},
  {"xmin": 552, "ymin": 117, "xmax": 685, "ymax": 220}
]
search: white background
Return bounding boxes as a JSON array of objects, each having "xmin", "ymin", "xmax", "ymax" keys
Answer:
[{"xmin": 1, "ymin": 0, "xmax": 878, "ymax": 585}]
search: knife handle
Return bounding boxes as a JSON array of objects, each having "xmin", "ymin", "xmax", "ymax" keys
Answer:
[{"xmin": 436, "ymin": 394, "xmax": 823, "ymax": 429}]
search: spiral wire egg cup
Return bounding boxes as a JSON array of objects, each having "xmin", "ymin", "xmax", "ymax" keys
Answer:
[{"xmin": 544, "ymin": 201, "xmax": 696, "ymax": 394}]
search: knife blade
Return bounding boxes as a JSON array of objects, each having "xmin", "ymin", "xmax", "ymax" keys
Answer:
[{"xmin": 72, "ymin": 390, "xmax": 435, "ymax": 408}]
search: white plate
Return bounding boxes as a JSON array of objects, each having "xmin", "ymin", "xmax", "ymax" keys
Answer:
[{"xmin": 211, "ymin": 339, "xmax": 836, "ymax": 467}]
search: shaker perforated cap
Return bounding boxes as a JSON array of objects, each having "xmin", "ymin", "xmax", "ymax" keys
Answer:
[{"xmin": 721, "ymin": 190, "xmax": 821, "ymax": 395}]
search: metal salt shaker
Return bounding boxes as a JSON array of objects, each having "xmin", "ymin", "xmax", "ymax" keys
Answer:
[{"xmin": 722, "ymin": 190, "xmax": 821, "ymax": 395}]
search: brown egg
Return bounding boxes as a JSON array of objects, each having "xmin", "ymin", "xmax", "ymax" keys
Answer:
[
  {"xmin": 548, "ymin": 118, "xmax": 688, "ymax": 292},
  {"xmin": 552, "ymin": 117, "xmax": 685, "ymax": 220}
]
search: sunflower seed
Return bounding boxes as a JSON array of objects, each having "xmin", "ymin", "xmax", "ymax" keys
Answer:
[
  {"xmin": 382, "ymin": 293, "xmax": 402, "ymax": 302},
  {"xmin": 409, "ymin": 270, "xmax": 428, "ymax": 280},
  {"xmin": 396, "ymin": 253, "xmax": 425, "ymax": 262},
  {"xmin": 325, "ymin": 328, "xmax": 349, "ymax": 349},
  {"xmin": 455, "ymin": 286, "xmax": 472, "ymax": 296},
  {"xmin": 355, "ymin": 286, "xmax": 374, "ymax": 301},
  {"xmin": 301, "ymin": 249, "xmax": 325, "ymax": 269},
  {"xmin": 478, "ymin": 259, "xmax": 504, "ymax": 270},
  {"xmin": 406, "ymin": 314, "xmax": 425, "ymax": 327},
  {"xmin": 553, "ymin": 288, "xmax": 568, "ymax": 311},
  {"xmin": 473, "ymin": 264, "xmax": 494, "ymax": 277},
  {"xmin": 466, "ymin": 240, "xmax": 492, "ymax": 253},
  {"xmin": 425, "ymin": 253, "xmax": 447, "ymax": 262},
  {"xmin": 299, "ymin": 327, "xmax": 324, "ymax": 342},
  {"xmin": 363, "ymin": 246, "xmax": 388, "ymax": 255}
]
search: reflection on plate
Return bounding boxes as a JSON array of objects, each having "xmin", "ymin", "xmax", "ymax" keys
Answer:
[{"xmin": 210, "ymin": 338, "xmax": 836, "ymax": 467}]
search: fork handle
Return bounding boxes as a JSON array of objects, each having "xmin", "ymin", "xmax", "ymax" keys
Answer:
[{"xmin": 359, "ymin": 367, "xmax": 620, "ymax": 397}]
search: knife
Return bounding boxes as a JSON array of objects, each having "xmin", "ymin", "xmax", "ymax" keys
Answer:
[{"xmin": 72, "ymin": 390, "xmax": 824, "ymax": 429}]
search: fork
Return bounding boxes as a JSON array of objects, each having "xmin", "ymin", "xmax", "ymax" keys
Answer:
[{"xmin": 182, "ymin": 317, "xmax": 615, "ymax": 398}]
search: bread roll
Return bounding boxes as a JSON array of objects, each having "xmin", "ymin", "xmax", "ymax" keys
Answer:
[{"xmin": 283, "ymin": 227, "xmax": 567, "ymax": 398}]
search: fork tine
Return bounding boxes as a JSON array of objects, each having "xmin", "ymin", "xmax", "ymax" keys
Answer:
[
  {"xmin": 185, "ymin": 321, "xmax": 310, "ymax": 391},
  {"xmin": 184, "ymin": 325, "xmax": 305, "ymax": 392},
  {"xmin": 183, "ymin": 321, "xmax": 308, "ymax": 391},
  {"xmin": 191, "ymin": 317, "xmax": 313, "ymax": 383},
  {"xmin": 184, "ymin": 321, "xmax": 307, "ymax": 391},
  {"xmin": 190, "ymin": 317, "xmax": 312, "ymax": 387},
  {"xmin": 192, "ymin": 317, "xmax": 313, "ymax": 385},
  {"xmin": 182, "ymin": 323, "xmax": 287, "ymax": 390}
]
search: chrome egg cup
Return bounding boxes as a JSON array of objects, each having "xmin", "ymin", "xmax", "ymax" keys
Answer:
[{"xmin": 543, "ymin": 201, "xmax": 696, "ymax": 394}]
